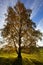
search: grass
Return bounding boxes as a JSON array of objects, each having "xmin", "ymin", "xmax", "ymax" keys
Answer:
[
  {"xmin": 0, "ymin": 52, "xmax": 17, "ymax": 58},
  {"xmin": 0, "ymin": 49, "xmax": 43, "ymax": 65}
]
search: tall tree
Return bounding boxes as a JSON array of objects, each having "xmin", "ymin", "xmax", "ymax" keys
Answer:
[{"xmin": 2, "ymin": 1, "xmax": 42, "ymax": 58}]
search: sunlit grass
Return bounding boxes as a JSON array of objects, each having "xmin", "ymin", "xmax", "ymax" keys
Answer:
[
  {"xmin": 22, "ymin": 53, "xmax": 43, "ymax": 62},
  {"xmin": 0, "ymin": 52, "xmax": 17, "ymax": 58},
  {"xmin": 0, "ymin": 52, "xmax": 43, "ymax": 62},
  {"xmin": 0, "ymin": 49, "xmax": 43, "ymax": 65}
]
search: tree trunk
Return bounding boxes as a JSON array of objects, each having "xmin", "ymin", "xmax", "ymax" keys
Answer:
[
  {"xmin": 18, "ymin": 19, "xmax": 22, "ymax": 58},
  {"xmin": 18, "ymin": 30, "xmax": 22, "ymax": 58},
  {"xmin": 18, "ymin": 45, "xmax": 21, "ymax": 58}
]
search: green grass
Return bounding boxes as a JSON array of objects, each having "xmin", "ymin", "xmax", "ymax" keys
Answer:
[
  {"xmin": 0, "ymin": 52, "xmax": 17, "ymax": 58},
  {"xmin": 0, "ymin": 49, "xmax": 43, "ymax": 65}
]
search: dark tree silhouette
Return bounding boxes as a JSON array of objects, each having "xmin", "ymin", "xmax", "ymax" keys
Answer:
[{"xmin": 2, "ymin": 1, "xmax": 42, "ymax": 58}]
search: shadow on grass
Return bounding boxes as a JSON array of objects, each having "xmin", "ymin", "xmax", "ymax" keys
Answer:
[
  {"xmin": 0, "ymin": 57, "xmax": 31, "ymax": 65},
  {"xmin": 31, "ymin": 59, "xmax": 43, "ymax": 65},
  {"xmin": 0, "ymin": 57, "xmax": 43, "ymax": 65},
  {"xmin": 0, "ymin": 57, "xmax": 12, "ymax": 65},
  {"xmin": 0, "ymin": 57, "xmax": 22, "ymax": 65},
  {"xmin": 12, "ymin": 57, "xmax": 22, "ymax": 65}
]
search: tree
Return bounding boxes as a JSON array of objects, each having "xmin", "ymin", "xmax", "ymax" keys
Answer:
[{"xmin": 2, "ymin": 1, "xmax": 42, "ymax": 58}]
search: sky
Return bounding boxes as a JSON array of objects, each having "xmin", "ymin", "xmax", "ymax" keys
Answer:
[{"xmin": 0, "ymin": 0, "xmax": 43, "ymax": 47}]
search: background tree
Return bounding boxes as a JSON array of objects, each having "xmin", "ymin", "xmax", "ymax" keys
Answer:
[{"xmin": 2, "ymin": 1, "xmax": 42, "ymax": 58}]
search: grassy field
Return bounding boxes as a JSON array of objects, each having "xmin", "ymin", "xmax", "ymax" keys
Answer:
[{"xmin": 0, "ymin": 49, "xmax": 43, "ymax": 65}]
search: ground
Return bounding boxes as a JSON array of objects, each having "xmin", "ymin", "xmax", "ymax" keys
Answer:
[{"xmin": 0, "ymin": 49, "xmax": 43, "ymax": 65}]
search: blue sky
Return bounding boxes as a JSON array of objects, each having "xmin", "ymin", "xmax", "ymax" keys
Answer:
[{"xmin": 0, "ymin": 0, "xmax": 43, "ymax": 47}]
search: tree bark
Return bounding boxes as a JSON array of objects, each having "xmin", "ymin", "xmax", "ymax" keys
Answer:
[
  {"xmin": 18, "ymin": 44, "xmax": 21, "ymax": 58},
  {"xmin": 18, "ymin": 19, "xmax": 22, "ymax": 58},
  {"xmin": 18, "ymin": 29, "xmax": 22, "ymax": 58}
]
